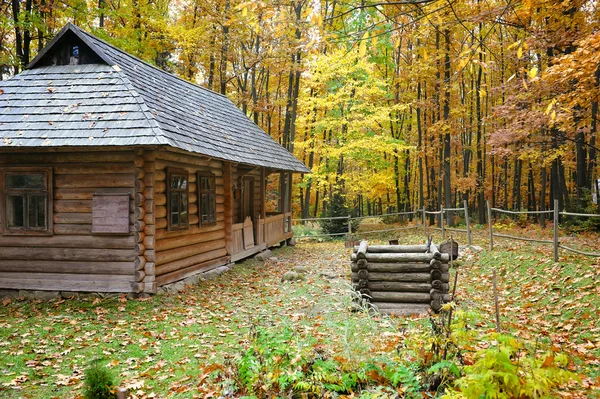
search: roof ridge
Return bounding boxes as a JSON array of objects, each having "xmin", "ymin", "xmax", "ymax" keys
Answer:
[
  {"xmin": 74, "ymin": 25, "xmax": 232, "ymax": 101},
  {"xmin": 108, "ymin": 65, "xmax": 170, "ymax": 145}
]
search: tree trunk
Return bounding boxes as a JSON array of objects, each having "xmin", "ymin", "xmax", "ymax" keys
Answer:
[{"xmin": 443, "ymin": 28, "xmax": 453, "ymax": 225}]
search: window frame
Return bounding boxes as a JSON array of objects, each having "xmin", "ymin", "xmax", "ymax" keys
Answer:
[
  {"xmin": 0, "ymin": 167, "xmax": 53, "ymax": 236},
  {"xmin": 166, "ymin": 167, "xmax": 190, "ymax": 231},
  {"xmin": 197, "ymin": 172, "xmax": 217, "ymax": 226}
]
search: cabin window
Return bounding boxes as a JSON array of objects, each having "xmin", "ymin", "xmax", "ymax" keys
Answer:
[
  {"xmin": 197, "ymin": 172, "xmax": 216, "ymax": 225},
  {"xmin": 167, "ymin": 168, "xmax": 189, "ymax": 230},
  {"xmin": 1, "ymin": 168, "xmax": 52, "ymax": 235}
]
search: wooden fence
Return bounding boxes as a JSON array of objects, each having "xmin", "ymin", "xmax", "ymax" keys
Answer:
[{"xmin": 293, "ymin": 200, "xmax": 600, "ymax": 262}]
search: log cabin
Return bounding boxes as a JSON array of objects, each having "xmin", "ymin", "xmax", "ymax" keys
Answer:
[{"xmin": 0, "ymin": 23, "xmax": 309, "ymax": 294}]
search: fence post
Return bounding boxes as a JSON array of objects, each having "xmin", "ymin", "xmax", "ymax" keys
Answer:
[
  {"xmin": 440, "ymin": 205, "xmax": 446, "ymax": 239},
  {"xmin": 422, "ymin": 208, "xmax": 427, "ymax": 236},
  {"xmin": 347, "ymin": 215, "xmax": 352, "ymax": 237},
  {"xmin": 553, "ymin": 200, "xmax": 559, "ymax": 262},
  {"xmin": 487, "ymin": 200, "xmax": 494, "ymax": 250},
  {"xmin": 464, "ymin": 199, "xmax": 472, "ymax": 246},
  {"xmin": 414, "ymin": 210, "xmax": 419, "ymax": 231}
]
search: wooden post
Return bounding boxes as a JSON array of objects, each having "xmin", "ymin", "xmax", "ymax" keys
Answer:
[
  {"xmin": 492, "ymin": 268, "xmax": 500, "ymax": 332},
  {"xmin": 422, "ymin": 208, "xmax": 426, "ymax": 236},
  {"xmin": 223, "ymin": 163, "xmax": 234, "ymax": 254},
  {"xmin": 487, "ymin": 200, "xmax": 493, "ymax": 250},
  {"xmin": 553, "ymin": 199, "xmax": 559, "ymax": 262},
  {"xmin": 464, "ymin": 199, "xmax": 472, "ymax": 246},
  {"xmin": 414, "ymin": 210, "xmax": 419, "ymax": 231},
  {"xmin": 347, "ymin": 215, "xmax": 352, "ymax": 236},
  {"xmin": 440, "ymin": 205, "xmax": 445, "ymax": 239},
  {"xmin": 117, "ymin": 387, "xmax": 128, "ymax": 399},
  {"xmin": 287, "ymin": 172, "xmax": 293, "ymax": 232}
]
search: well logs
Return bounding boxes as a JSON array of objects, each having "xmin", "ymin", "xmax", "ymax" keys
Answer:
[{"xmin": 351, "ymin": 240, "xmax": 453, "ymax": 315}]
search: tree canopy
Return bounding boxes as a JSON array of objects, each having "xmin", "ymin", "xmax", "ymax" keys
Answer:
[{"xmin": 4, "ymin": 0, "xmax": 600, "ymax": 220}]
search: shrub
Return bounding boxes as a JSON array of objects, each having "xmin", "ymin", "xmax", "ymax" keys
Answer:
[
  {"xmin": 226, "ymin": 325, "xmax": 422, "ymax": 397},
  {"xmin": 83, "ymin": 360, "xmax": 117, "ymax": 399},
  {"xmin": 320, "ymin": 191, "xmax": 352, "ymax": 236},
  {"xmin": 442, "ymin": 335, "xmax": 577, "ymax": 399}
]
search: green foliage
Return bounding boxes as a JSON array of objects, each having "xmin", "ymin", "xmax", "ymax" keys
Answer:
[
  {"xmin": 233, "ymin": 325, "xmax": 358, "ymax": 395},
  {"xmin": 442, "ymin": 335, "xmax": 577, "ymax": 399},
  {"xmin": 229, "ymin": 324, "xmax": 422, "ymax": 397},
  {"xmin": 319, "ymin": 191, "xmax": 352, "ymax": 236},
  {"xmin": 292, "ymin": 222, "xmax": 323, "ymax": 238},
  {"xmin": 561, "ymin": 189, "xmax": 600, "ymax": 233},
  {"xmin": 83, "ymin": 360, "xmax": 117, "ymax": 399}
]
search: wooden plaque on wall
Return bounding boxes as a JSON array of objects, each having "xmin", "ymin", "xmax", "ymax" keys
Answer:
[{"xmin": 92, "ymin": 193, "xmax": 130, "ymax": 234}]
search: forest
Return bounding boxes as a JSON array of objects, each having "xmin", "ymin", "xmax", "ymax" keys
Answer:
[{"xmin": 3, "ymin": 0, "xmax": 600, "ymax": 223}]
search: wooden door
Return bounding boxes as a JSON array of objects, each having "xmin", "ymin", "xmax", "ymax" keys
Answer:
[
  {"xmin": 242, "ymin": 177, "xmax": 255, "ymax": 222},
  {"xmin": 242, "ymin": 177, "xmax": 255, "ymax": 249}
]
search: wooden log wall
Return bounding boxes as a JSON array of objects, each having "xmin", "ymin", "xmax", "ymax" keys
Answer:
[
  {"xmin": 153, "ymin": 150, "xmax": 228, "ymax": 287},
  {"xmin": 133, "ymin": 149, "xmax": 157, "ymax": 293},
  {"xmin": 0, "ymin": 150, "xmax": 137, "ymax": 292},
  {"xmin": 350, "ymin": 241, "xmax": 452, "ymax": 315}
]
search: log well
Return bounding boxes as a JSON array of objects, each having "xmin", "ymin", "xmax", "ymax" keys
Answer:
[{"xmin": 350, "ymin": 240, "xmax": 453, "ymax": 316}]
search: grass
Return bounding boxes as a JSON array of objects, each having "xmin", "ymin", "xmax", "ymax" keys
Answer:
[{"xmin": 0, "ymin": 225, "xmax": 599, "ymax": 398}]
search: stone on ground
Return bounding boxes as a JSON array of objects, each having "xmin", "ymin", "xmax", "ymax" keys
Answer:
[{"xmin": 254, "ymin": 250, "xmax": 273, "ymax": 261}]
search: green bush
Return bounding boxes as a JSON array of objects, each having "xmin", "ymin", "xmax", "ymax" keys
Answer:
[
  {"xmin": 227, "ymin": 325, "xmax": 422, "ymax": 397},
  {"xmin": 442, "ymin": 335, "xmax": 577, "ymax": 399},
  {"xmin": 319, "ymin": 191, "xmax": 352, "ymax": 236},
  {"xmin": 83, "ymin": 360, "xmax": 117, "ymax": 399}
]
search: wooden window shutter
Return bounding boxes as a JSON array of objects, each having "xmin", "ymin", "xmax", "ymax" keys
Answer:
[{"xmin": 92, "ymin": 193, "xmax": 130, "ymax": 234}]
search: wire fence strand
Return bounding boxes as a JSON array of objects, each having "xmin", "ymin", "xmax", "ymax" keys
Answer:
[{"xmin": 291, "ymin": 202, "xmax": 599, "ymax": 261}]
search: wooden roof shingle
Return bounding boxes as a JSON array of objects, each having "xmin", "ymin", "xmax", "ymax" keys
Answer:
[{"xmin": 0, "ymin": 24, "xmax": 309, "ymax": 173}]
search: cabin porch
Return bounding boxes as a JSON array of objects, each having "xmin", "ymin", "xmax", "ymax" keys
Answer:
[{"xmin": 230, "ymin": 169, "xmax": 293, "ymax": 262}]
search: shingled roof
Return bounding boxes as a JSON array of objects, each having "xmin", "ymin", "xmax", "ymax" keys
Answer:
[{"xmin": 0, "ymin": 23, "xmax": 309, "ymax": 173}]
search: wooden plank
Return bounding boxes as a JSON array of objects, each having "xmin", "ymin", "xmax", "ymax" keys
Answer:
[
  {"xmin": 370, "ymin": 292, "xmax": 431, "ymax": 303},
  {"xmin": 371, "ymin": 302, "xmax": 430, "ymax": 316},
  {"xmin": 223, "ymin": 162, "xmax": 234, "ymax": 255},
  {"xmin": 351, "ymin": 272, "xmax": 450, "ymax": 283},
  {"xmin": 0, "ymin": 235, "xmax": 134, "ymax": 249},
  {"xmin": 156, "ymin": 151, "xmax": 223, "ymax": 169},
  {"xmin": 53, "ymin": 213, "xmax": 92, "ymax": 224},
  {"xmin": 1, "ymin": 272, "xmax": 133, "ymax": 281},
  {"xmin": 365, "ymin": 282, "xmax": 448, "ymax": 292},
  {"xmin": 350, "ymin": 262, "xmax": 449, "ymax": 273},
  {"xmin": 351, "ymin": 252, "xmax": 450, "ymax": 263},
  {"xmin": 231, "ymin": 243, "xmax": 267, "ymax": 262},
  {"xmin": 155, "ymin": 221, "xmax": 225, "ymax": 240},
  {"xmin": 155, "ymin": 248, "xmax": 228, "ymax": 276},
  {"xmin": 53, "ymin": 223, "xmax": 134, "ymax": 235},
  {"xmin": 54, "ymin": 224, "xmax": 93, "ymax": 235},
  {"xmin": 156, "ymin": 238, "xmax": 226, "ymax": 265},
  {"xmin": 54, "ymin": 200, "xmax": 92, "ymax": 213},
  {"xmin": 92, "ymin": 193, "xmax": 130, "ymax": 234},
  {"xmin": 55, "ymin": 174, "xmax": 134, "ymax": 188},
  {"xmin": 265, "ymin": 214, "xmax": 286, "ymax": 222},
  {"xmin": 243, "ymin": 216, "xmax": 254, "ymax": 250},
  {"xmin": 156, "ymin": 229, "xmax": 225, "ymax": 252},
  {"xmin": 0, "ymin": 260, "xmax": 134, "ymax": 275},
  {"xmin": 53, "ymin": 163, "xmax": 134, "ymax": 175},
  {"xmin": 54, "ymin": 188, "xmax": 134, "ymax": 200},
  {"xmin": 155, "ymin": 256, "xmax": 229, "ymax": 286},
  {"xmin": 0, "ymin": 151, "xmax": 134, "ymax": 165},
  {"xmin": 0, "ymin": 278, "xmax": 136, "ymax": 292},
  {"xmin": 353, "ymin": 244, "xmax": 429, "ymax": 253},
  {"xmin": 0, "ymin": 247, "xmax": 134, "ymax": 262}
]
